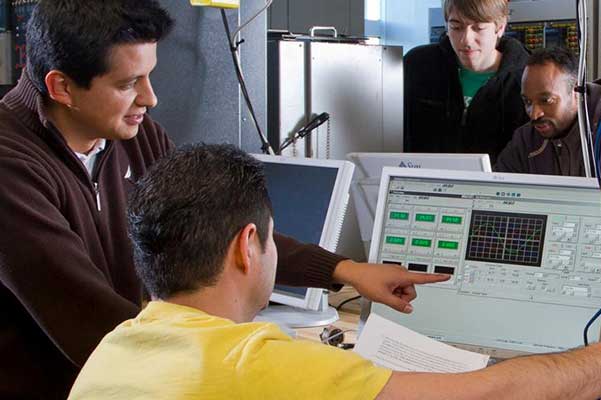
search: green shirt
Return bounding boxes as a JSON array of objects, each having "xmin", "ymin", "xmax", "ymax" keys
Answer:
[{"xmin": 459, "ymin": 67, "xmax": 495, "ymax": 108}]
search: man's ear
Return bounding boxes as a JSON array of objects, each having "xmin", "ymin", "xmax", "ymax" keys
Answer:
[
  {"xmin": 234, "ymin": 223, "xmax": 259, "ymax": 275},
  {"xmin": 44, "ymin": 70, "xmax": 75, "ymax": 107},
  {"xmin": 571, "ymin": 84, "xmax": 580, "ymax": 105},
  {"xmin": 495, "ymin": 18, "xmax": 507, "ymax": 38}
]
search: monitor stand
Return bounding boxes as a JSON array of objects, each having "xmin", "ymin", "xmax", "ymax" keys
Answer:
[{"xmin": 254, "ymin": 293, "xmax": 339, "ymax": 332}]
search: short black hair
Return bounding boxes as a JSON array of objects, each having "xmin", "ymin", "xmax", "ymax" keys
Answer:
[
  {"xmin": 128, "ymin": 144, "xmax": 273, "ymax": 299},
  {"xmin": 526, "ymin": 47, "xmax": 578, "ymax": 91},
  {"xmin": 26, "ymin": 0, "xmax": 174, "ymax": 96}
]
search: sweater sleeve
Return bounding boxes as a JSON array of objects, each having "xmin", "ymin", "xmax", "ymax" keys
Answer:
[
  {"xmin": 0, "ymin": 156, "xmax": 140, "ymax": 367},
  {"xmin": 274, "ymin": 232, "xmax": 346, "ymax": 291}
]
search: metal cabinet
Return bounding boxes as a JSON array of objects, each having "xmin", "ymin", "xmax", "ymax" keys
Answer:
[{"xmin": 268, "ymin": 37, "xmax": 404, "ymax": 160}]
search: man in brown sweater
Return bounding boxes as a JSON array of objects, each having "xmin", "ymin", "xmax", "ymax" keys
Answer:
[
  {"xmin": 0, "ymin": 1, "xmax": 446, "ymax": 398},
  {"xmin": 495, "ymin": 47, "xmax": 601, "ymax": 175}
]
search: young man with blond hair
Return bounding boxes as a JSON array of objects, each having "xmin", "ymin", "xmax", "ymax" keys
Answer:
[{"xmin": 404, "ymin": 0, "xmax": 529, "ymax": 162}]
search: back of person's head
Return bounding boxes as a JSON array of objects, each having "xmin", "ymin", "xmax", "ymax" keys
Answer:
[
  {"xmin": 526, "ymin": 47, "xmax": 578, "ymax": 91},
  {"xmin": 443, "ymin": 0, "xmax": 509, "ymax": 24},
  {"xmin": 26, "ymin": 0, "xmax": 174, "ymax": 96},
  {"xmin": 128, "ymin": 144, "xmax": 273, "ymax": 299}
]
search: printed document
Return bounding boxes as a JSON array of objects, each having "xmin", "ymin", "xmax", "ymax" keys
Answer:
[{"xmin": 355, "ymin": 313, "xmax": 489, "ymax": 373}]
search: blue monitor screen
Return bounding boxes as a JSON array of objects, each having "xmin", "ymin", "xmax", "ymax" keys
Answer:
[
  {"xmin": 263, "ymin": 162, "xmax": 339, "ymax": 298},
  {"xmin": 264, "ymin": 163, "xmax": 338, "ymax": 245}
]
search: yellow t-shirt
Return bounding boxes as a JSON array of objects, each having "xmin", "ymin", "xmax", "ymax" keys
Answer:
[{"xmin": 69, "ymin": 301, "xmax": 391, "ymax": 400}]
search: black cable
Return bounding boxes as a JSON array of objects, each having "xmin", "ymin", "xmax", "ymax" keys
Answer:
[
  {"xmin": 220, "ymin": 9, "xmax": 274, "ymax": 155},
  {"xmin": 335, "ymin": 295, "xmax": 361, "ymax": 311},
  {"xmin": 584, "ymin": 308, "xmax": 601, "ymax": 346},
  {"xmin": 575, "ymin": 0, "xmax": 599, "ymax": 183},
  {"xmin": 583, "ymin": 299, "xmax": 601, "ymax": 400}
]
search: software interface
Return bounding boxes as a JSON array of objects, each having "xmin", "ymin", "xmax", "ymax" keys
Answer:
[
  {"xmin": 348, "ymin": 153, "xmax": 491, "ymax": 255},
  {"xmin": 372, "ymin": 175, "xmax": 601, "ymax": 354},
  {"xmin": 263, "ymin": 162, "xmax": 338, "ymax": 299}
]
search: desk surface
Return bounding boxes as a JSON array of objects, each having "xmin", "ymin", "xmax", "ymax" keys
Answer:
[
  {"xmin": 294, "ymin": 286, "xmax": 362, "ymax": 344},
  {"xmin": 295, "ymin": 310, "xmax": 360, "ymax": 343}
]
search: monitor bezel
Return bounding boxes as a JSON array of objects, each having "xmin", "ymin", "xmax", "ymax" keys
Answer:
[
  {"xmin": 254, "ymin": 154, "xmax": 355, "ymax": 310},
  {"xmin": 347, "ymin": 152, "xmax": 493, "ymax": 182}
]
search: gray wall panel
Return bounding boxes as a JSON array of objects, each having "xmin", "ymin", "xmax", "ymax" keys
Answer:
[
  {"xmin": 152, "ymin": 1, "xmax": 266, "ymax": 152},
  {"xmin": 268, "ymin": 0, "xmax": 288, "ymax": 31},
  {"xmin": 269, "ymin": 0, "xmax": 364, "ymax": 37},
  {"xmin": 289, "ymin": 0, "xmax": 350, "ymax": 36},
  {"xmin": 349, "ymin": 0, "xmax": 365, "ymax": 36}
]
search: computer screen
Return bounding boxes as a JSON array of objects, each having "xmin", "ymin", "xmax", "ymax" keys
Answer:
[
  {"xmin": 254, "ymin": 154, "xmax": 354, "ymax": 310},
  {"xmin": 365, "ymin": 168, "xmax": 601, "ymax": 358},
  {"xmin": 347, "ymin": 153, "xmax": 492, "ymax": 256}
]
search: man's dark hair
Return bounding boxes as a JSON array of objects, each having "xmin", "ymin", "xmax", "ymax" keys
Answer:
[
  {"xmin": 26, "ymin": 0, "xmax": 174, "ymax": 96},
  {"xmin": 527, "ymin": 47, "xmax": 578, "ymax": 92},
  {"xmin": 128, "ymin": 144, "xmax": 273, "ymax": 299}
]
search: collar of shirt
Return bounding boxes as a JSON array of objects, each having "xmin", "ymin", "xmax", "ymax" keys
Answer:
[{"xmin": 74, "ymin": 139, "xmax": 107, "ymax": 177}]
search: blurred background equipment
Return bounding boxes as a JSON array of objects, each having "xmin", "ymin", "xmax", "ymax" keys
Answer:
[{"xmin": 267, "ymin": 30, "xmax": 403, "ymax": 160}]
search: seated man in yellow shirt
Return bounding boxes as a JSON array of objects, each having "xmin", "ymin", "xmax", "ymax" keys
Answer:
[{"xmin": 69, "ymin": 144, "xmax": 601, "ymax": 400}]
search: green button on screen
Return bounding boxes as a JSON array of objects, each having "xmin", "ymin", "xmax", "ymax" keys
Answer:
[
  {"xmin": 415, "ymin": 213, "xmax": 435, "ymax": 222},
  {"xmin": 442, "ymin": 215, "xmax": 462, "ymax": 224},
  {"xmin": 390, "ymin": 211, "xmax": 409, "ymax": 220},
  {"xmin": 386, "ymin": 236, "xmax": 406, "ymax": 245},
  {"xmin": 438, "ymin": 240, "xmax": 459, "ymax": 250},
  {"xmin": 411, "ymin": 238, "xmax": 432, "ymax": 247}
]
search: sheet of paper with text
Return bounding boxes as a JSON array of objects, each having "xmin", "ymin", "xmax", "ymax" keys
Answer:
[{"xmin": 355, "ymin": 313, "xmax": 489, "ymax": 372}]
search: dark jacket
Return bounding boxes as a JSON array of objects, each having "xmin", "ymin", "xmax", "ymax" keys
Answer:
[
  {"xmin": 404, "ymin": 35, "xmax": 530, "ymax": 163},
  {"xmin": 0, "ymin": 72, "xmax": 344, "ymax": 399},
  {"xmin": 495, "ymin": 81, "xmax": 601, "ymax": 176}
]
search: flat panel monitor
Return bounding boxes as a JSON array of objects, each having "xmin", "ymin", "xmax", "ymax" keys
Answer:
[
  {"xmin": 365, "ymin": 168, "xmax": 601, "ymax": 358},
  {"xmin": 253, "ymin": 155, "xmax": 354, "ymax": 312},
  {"xmin": 347, "ymin": 152, "xmax": 492, "ymax": 256}
]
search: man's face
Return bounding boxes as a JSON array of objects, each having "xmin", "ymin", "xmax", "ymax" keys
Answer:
[
  {"xmin": 447, "ymin": 10, "xmax": 504, "ymax": 72},
  {"xmin": 521, "ymin": 62, "xmax": 578, "ymax": 139},
  {"xmin": 67, "ymin": 42, "xmax": 158, "ymax": 142},
  {"xmin": 254, "ymin": 218, "xmax": 278, "ymax": 311}
]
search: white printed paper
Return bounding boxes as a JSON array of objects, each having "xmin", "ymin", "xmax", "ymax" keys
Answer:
[{"xmin": 355, "ymin": 314, "xmax": 489, "ymax": 373}]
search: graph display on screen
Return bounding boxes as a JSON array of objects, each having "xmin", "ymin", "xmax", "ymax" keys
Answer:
[{"xmin": 466, "ymin": 211, "xmax": 547, "ymax": 267}]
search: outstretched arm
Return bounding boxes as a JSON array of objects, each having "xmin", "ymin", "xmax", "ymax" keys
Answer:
[
  {"xmin": 332, "ymin": 260, "xmax": 449, "ymax": 313},
  {"xmin": 274, "ymin": 233, "xmax": 448, "ymax": 312},
  {"xmin": 376, "ymin": 343, "xmax": 601, "ymax": 400}
]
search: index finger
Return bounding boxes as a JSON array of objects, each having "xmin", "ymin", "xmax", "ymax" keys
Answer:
[{"xmin": 407, "ymin": 272, "xmax": 451, "ymax": 285}]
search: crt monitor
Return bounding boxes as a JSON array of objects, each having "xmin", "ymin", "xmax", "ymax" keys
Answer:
[
  {"xmin": 364, "ymin": 167, "xmax": 601, "ymax": 359},
  {"xmin": 347, "ymin": 152, "xmax": 492, "ymax": 255},
  {"xmin": 253, "ymin": 154, "xmax": 354, "ymax": 313}
]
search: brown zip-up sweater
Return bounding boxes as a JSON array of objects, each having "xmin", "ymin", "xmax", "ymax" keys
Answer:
[{"xmin": 0, "ymin": 72, "xmax": 344, "ymax": 399}]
